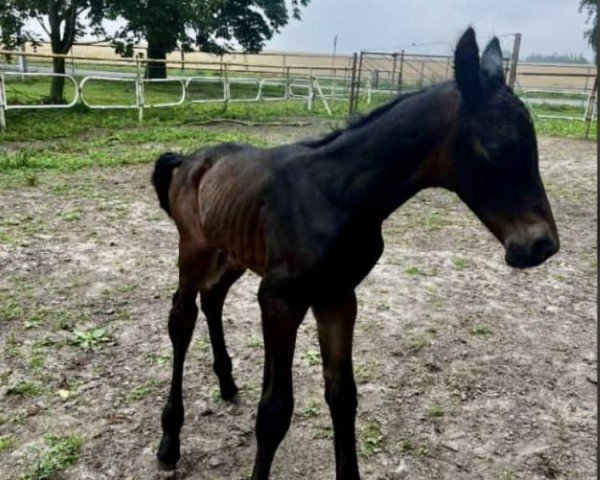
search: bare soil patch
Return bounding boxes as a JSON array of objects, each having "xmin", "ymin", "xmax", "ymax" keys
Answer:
[{"xmin": 0, "ymin": 128, "xmax": 596, "ymax": 480}]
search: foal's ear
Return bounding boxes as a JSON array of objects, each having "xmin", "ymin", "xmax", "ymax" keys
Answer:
[
  {"xmin": 481, "ymin": 37, "xmax": 505, "ymax": 90},
  {"xmin": 454, "ymin": 27, "xmax": 482, "ymax": 107}
]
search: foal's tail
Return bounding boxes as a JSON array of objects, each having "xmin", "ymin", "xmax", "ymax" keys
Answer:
[{"xmin": 152, "ymin": 152, "xmax": 183, "ymax": 217}]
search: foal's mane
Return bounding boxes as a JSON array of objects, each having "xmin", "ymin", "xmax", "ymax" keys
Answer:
[{"xmin": 300, "ymin": 89, "xmax": 421, "ymax": 148}]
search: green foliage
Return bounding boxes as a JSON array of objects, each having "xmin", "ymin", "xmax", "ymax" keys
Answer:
[
  {"xmin": 7, "ymin": 381, "xmax": 40, "ymax": 396},
  {"xmin": 22, "ymin": 434, "xmax": 82, "ymax": 480},
  {"xmin": 71, "ymin": 328, "xmax": 111, "ymax": 351},
  {"xmin": 400, "ymin": 440, "xmax": 413, "ymax": 453},
  {"xmin": 124, "ymin": 380, "xmax": 158, "ymax": 402},
  {"xmin": 360, "ymin": 420, "xmax": 384, "ymax": 457},
  {"xmin": 406, "ymin": 266, "xmax": 425, "ymax": 276},
  {"xmin": 0, "ymin": 435, "xmax": 15, "ymax": 452},
  {"xmin": 471, "ymin": 324, "xmax": 492, "ymax": 335},
  {"xmin": 0, "ymin": 1, "xmax": 106, "ymax": 100},
  {"xmin": 579, "ymin": 0, "xmax": 598, "ymax": 58},
  {"xmin": 534, "ymin": 117, "xmax": 597, "ymax": 139},
  {"xmin": 105, "ymin": 0, "xmax": 311, "ymax": 77},
  {"xmin": 301, "ymin": 399, "xmax": 321, "ymax": 418},
  {"xmin": 428, "ymin": 405, "xmax": 445, "ymax": 418},
  {"xmin": 302, "ymin": 349, "xmax": 321, "ymax": 367},
  {"xmin": 0, "ymin": 298, "xmax": 24, "ymax": 321}
]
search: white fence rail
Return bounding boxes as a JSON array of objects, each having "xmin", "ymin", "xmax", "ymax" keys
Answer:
[{"xmin": 0, "ymin": 69, "xmax": 349, "ymax": 129}]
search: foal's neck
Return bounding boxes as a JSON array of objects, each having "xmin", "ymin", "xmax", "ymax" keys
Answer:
[{"xmin": 317, "ymin": 84, "xmax": 459, "ymax": 222}]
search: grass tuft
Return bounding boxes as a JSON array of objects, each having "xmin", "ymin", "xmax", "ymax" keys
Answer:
[{"xmin": 22, "ymin": 434, "xmax": 82, "ymax": 480}]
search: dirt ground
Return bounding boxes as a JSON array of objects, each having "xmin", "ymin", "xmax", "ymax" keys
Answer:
[{"xmin": 0, "ymin": 126, "xmax": 596, "ymax": 480}]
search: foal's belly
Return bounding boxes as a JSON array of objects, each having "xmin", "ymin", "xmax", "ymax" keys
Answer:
[{"xmin": 197, "ymin": 156, "xmax": 268, "ymax": 274}]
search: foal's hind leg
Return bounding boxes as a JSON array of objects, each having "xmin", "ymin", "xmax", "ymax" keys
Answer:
[
  {"xmin": 157, "ymin": 242, "xmax": 210, "ymax": 467},
  {"xmin": 200, "ymin": 262, "xmax": 245, "ymax": 400}
]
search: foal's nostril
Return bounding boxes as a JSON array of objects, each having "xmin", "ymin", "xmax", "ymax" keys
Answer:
[{"xmin": 531, "ymin": 237, "xmax": 558, "ymax": 261}]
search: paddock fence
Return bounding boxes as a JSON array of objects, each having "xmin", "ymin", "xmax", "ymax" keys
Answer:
[
  {"xmin": 0, "ymin": 48, "xmax": 362, "ymax": 129},
  {"xmin": 0, "ymin": 42, "xmax": 597, "ymax": 136},
  {"xmin": 350, "ymin": 46, "xmax": 597, "ymax": 137}
]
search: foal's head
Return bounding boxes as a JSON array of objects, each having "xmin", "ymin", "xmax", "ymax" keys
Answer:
[{"xmin": 449, "ymin": 28, "xmax": 559, "ymax": 268}]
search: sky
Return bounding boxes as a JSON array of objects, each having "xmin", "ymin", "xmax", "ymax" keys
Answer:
[
  {"xmin": 265, "ymin": 0, "xmax": 595, "ymax": 60},
  {"xmin": 22, "ymin": 0, "xmax": 595, "ymax": 61}
]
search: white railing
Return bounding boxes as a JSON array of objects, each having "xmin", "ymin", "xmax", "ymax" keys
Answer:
[
  {"xmin": 520, "ymin": 88, "xmax": 597, "ymax": 122},
  {"xmin": 79, "ymin": 76, "xmax": 138, "ymax": 109},
  {"xmin": 0, "ymin": 69, "xmax": 352, "ymax": 129},
  {"xmin": 185, "ymin": 76, "xmax": 226, "ymax": 103}
]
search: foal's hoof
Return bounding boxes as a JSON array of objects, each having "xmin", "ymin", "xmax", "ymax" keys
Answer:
[
  {"xmin": 156, "ymin": 459, "xmax": 177, "ymax": 472},
  {"xmin": 156, "ymin": 437, "xmax": 180, "ymax": 469},
  {"xmin": 219, "ymin": 381, "xmax": 239, "ymax": 402}
]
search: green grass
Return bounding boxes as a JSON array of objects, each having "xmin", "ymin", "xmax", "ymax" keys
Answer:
[
  {"xmin": 0, "ymin": 75, "xmax": 593, "ymax": 193},
  {"xmin": 0, "ymin": 298, "xmax": 24, "ymax": 321},
  {"xmin": 406, "ymin": 266, "xmax": 426, "ymax": 276},
  {"xmin": 7, "ymin": 381, "xmax": 41, "ymax": 397},
  {"xmin": 70, "ymin": 327, "xmax": 111, "ymax": 351},
  {"xmin": 0, "ymin": 126, "xmax": 271, "ymax": 191},
  {"xmin": 400, "ymin": 440, "xmax": 413, "ymax": 453},
  {"xmin": 360, "ymin": 419, "xmax": 384, "ymax": 457},
  {"xmin": 0, "ymin": 436, "xmax": 16, "ymax": 452},
  {"xmin": 22, "ymin": 434, "xmax": 82, "ymax": 480},
  {"xmin": 428, "ymin": 405, "xmax": 445, "ymax": 418},
  {"xmin": 535, "ymin": 116, "xmax": 596, "ymax": 138},
  {"xmin": 452, "ymin": 256, "xmax": 470, "ymax": 270},
  {"xmin": 302, "ymin": 349, "xmax": 321, "ymax": 367},
  {"xmin": 124, "ymin": 380, "xmax": 159, "ymax": 402},
  {"xmin": 301, "ymin": 399, "xmax": 321, "ymax": 418},
  {"xmin": 518, "ymin": 89, "xmax": 588, "ymax": 101},
  {"xmin": 471, "ymin": 324, "xmax": 492, "ymax": 335}
]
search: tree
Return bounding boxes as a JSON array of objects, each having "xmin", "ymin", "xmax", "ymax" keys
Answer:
[
  {"xmin": 525, "ymin": 52, "xmax": 590, "ymax": 64},
  {"xmin": 0, "ymin": 1, "xmax": 105, "ymax": 102},
  {"xmin": 106, "ymin": 0, "xmax": 310, "ymax": 79},
  {"xmin": 579, "ymin": 0, "xmax": 598, "ymax": 64}
]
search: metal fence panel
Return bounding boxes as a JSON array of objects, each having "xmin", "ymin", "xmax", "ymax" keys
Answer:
[{"xmin": 3, "ymin": 72, "xmax": 79, "ymax": 109}]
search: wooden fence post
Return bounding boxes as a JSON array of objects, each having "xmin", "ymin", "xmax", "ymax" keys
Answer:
[
  {"xmin": 135, "ymin": 57, "xmax": 144, "ymax": 123},
  {"xmin": 391, "ymin": 53, "xmax": 398, "ymax": 92},
  {"xmin": 508, "ymin": 33, "xmax": 522, "ymax": 89},
  {"xmin": 353, "ymin": 51, "xmax": 364, "ymax": 113},
  {"xmin": 0, "ymin": 73, "xmax": 6, "ymax": 130},
  {"xmin": 398, "ymin": 50, "xmax": 404, "ymax": 93},
  {"xmin": 584, "ymin": 76, "xmax": 597, "ymax": 138},
  {"xmin": 348, "ymin": 52, "xmax": 358, "ymax": 115}
]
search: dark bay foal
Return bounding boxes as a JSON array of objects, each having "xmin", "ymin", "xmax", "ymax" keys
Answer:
[{"xmin": 151, "ymin": 28, "xmax": 559, "ymax": 480}]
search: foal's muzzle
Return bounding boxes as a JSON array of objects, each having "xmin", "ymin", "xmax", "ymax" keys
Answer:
[{"xmin": 504, "ymin": 234, "xmax": 559, "ymax": 269}]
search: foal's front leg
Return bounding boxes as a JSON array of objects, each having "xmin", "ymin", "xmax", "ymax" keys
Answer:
[
  {"xmin": 251, "ymin": 287, "xmax": 308, "ymax": 480},
  {"xmin": 313, "ymin": 292, "xmax": 360, "ymax": 480}
]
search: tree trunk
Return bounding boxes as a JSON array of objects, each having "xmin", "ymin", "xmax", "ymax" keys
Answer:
[
  {"xmin": 146, "ymin": 42, "xmax": 168, "ymax": 79},
  {"xmin": 50, "ymin": 56, "xmax": 66, "ymax": 103}
]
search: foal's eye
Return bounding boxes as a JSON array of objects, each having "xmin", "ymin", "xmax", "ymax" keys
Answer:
[{"xmin": 472, "ymin": 140, "xmax": 494, "ymax": 164}]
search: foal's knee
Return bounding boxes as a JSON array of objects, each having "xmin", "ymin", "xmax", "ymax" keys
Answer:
[{"xmin": 168, "ymin": 295, "xmax": 198, "ymax": 341}]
